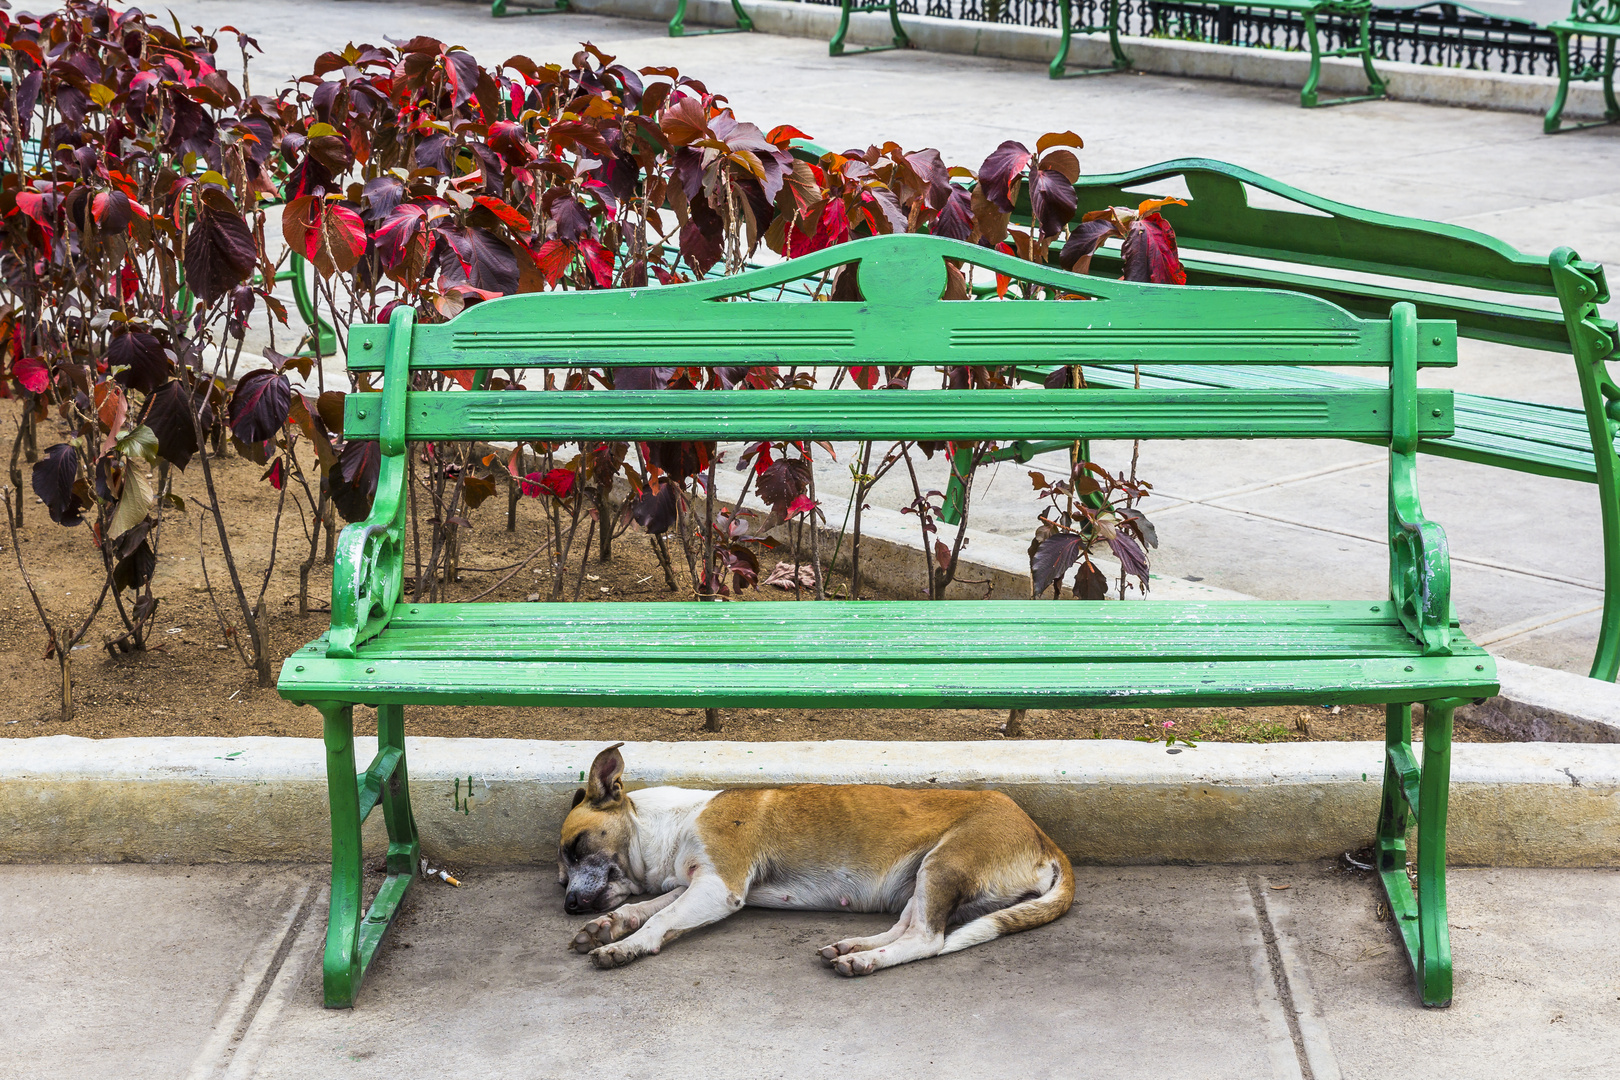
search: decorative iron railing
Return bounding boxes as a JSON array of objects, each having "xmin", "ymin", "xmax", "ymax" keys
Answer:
[{"xmin": 795, "ymin": 0, "xmax": 1604, "ymax": 78}]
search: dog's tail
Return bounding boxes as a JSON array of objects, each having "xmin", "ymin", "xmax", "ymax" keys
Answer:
[{"xmin": 939, "ymin": 844, "xmax": 1075, "ymax": 954}]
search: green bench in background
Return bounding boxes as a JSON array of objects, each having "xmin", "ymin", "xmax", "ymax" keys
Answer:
[
  {"xmin": 1050, "ymin": 0, "xmax": 1387, "ymax": 105},
  {"xmin": 938, "ymin": 158, "xmax": 1619, "ymax": 679},
  {"xmin": 491, "ymin": 0, "xmax": 753, "ymax": 37},
  {"xmin": 278, "ymin": 232, "xmax": 1495, "ymax": 1009},
  {"xmin": 1543, "ymin": 0, "xmax": 1620, "ymax": 132}
]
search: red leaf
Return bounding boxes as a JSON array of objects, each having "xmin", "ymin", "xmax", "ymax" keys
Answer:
[
  {"xmin": 848, "ymin": 366, "xmax": 878, "ymax": 390},
  {"xmin": 1121, "ymin": 214, "xmax": 1186, "ymax": 285},
  {"xmin": 934, "ymin": 540, "xmax": 950, "ymax": 571},
  {"xmin": 532, "ymin": 239, "xmax": 573, "ymax": 287},
  {"xmin": 577, "ymin": 237, "xmax": 614, "ymax": 288},
  {"xmin": 473, "ymin": 195, "xmax": 530, "ymax": 230},
  {"xmin": 13, "ymin": 356, "xmax": 49, "ymax": 394},
  {"xmin": 447, "ymin": 370, "xmax": 475, "ymax": 391},
  {"xmin": 784, "ymin": 494, "xmax": 817, "ymax": 519},
  {"xmin": 765, "ymin": 124, "xmax": 814, "ymax": 147}
]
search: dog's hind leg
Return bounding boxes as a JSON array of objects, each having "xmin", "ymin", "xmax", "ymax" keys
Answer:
[
  {"xmin": 589, "ymin": 873, "xmax": 742, "ymax": 969},
  {"xmin": 817, "ymin": 897, "xmax": 917, "ymax": 962},
  {"xmin": 829, "ymin": 869, "xmax": 949, "ymax": 977},
  {"xmin": 573, "ymin": 887, "xmax": 686, "ymax": 953}
]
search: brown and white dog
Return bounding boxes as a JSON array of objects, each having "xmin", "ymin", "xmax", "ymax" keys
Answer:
[{"xmin": 558, "ymin": 743, "xmax": 1074, "ymax": 976}]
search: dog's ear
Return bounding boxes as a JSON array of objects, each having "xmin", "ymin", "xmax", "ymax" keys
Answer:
[
  {"xmin": 585, "ymin": 742, "xmax": 625, "ymax": 806},
  {"xmin": 571, "ymin": 788, "xmax": 587, "ymax": 809}
]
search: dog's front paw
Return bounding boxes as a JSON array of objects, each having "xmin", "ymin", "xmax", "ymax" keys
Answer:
[
  {"xmin": 832, "ymin": 952, "xmax": 878, "ymax": 977},
  {"xmin": 817, "ymin": 942, "xmax": 854, "ymax": 963},
  {"xmin": 572, "ymin": 911, "xmax": 642, "ymax": 953},
  {"xmin": 589, "ymin": 942, "xmax": 644, "ymax": 969}
]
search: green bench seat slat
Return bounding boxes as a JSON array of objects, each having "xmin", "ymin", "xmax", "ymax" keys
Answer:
[
  {"xmin": 305, "ymin": 599, "xmax": 1462, "ymax": 662},
  {"xmin": 281, "ymin": 657, "xmax": 1493, "ymax": 711},
  {"xmin": 1033, "ymin": 363, "xmax": 1601, "ymax": 481},
  {"xmin": 343, "ymin": 388, "xmax": 1455, "ymax": 443}
]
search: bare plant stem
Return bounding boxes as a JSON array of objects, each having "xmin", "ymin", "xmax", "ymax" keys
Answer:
[
  {"xmin": 190, "ymin": 391, "xmax": 272, "ymax": 686},
  {"xmin": 571, "ymin": 518, "xmax": 597, "ymax": 602},
  {"xmin": 4, "ymin": 488, "xmax": 108, "ymax": 720}
]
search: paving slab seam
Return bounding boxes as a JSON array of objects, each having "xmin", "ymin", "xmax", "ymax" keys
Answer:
[
  {"xmin": 1245, "ymin": 876, "xmax": 1316, "ymax": 1080},
  {"xmin": 1235, "ymin": 880, "xmax": 1307, "ymax": 1080},
  {"xmin": 1474, "ymin": 603, "xmax": 1606, "ymax": 647},
  {"xmin": 1181, "ymin": 499, "xmax": 1606, "ymax": 592},
  {"xmin": 1134, "ymin": 457, "xmax": 1388, "ymax": 518},
  {"xmin": 219, "ymin": 887, "xmax": 327, "ymax": 1080},
  {"xmin": 183, "ymin": 882, "xmax": 317, "ymax": 1080},
  {"xmin": 1258, "ymin": 876, "xmax": 1345, "ymax": 1080}
]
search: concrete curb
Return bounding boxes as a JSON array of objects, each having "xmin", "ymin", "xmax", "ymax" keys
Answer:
[
  {"xmin": 569, "ymin": 0, "xmax": 1613, "ymax": 119},
  {"xmin": 4, "ymin": 735, "xmax": 1616, "ymax": 866},
  {"xmin": 1460, "ymin": 656, "xmax": 1620, "ymax": 743}
]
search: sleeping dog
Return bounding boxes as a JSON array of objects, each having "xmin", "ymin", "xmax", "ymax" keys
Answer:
[{"xmin": 558, "ymin": 743, "xmax": 1074, "ymax": 976}]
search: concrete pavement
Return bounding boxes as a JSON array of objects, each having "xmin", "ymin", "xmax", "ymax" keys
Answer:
[{"xmin": 4, "ymin": 861, "xmax": 1615, "ymax": 1079}]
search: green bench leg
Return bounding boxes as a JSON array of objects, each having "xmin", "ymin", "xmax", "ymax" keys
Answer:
[
  {"xmin": 671, "ymin": 0, "xmax": 753, "ymax": 37},
  {"xmin": 276, "ymin": 253, "xmax": 338, "ymax": 359},
  {"xmin": 830, "ymin": 0, "xmax": 908, "ymax": 56},
  {"xmin": 1375, "ymin": 699, "xmax": 1455, "ymax": 1008},
  {"xmin": 1544, "ymin": 33, "xmax": 1619, "ymax": 133},
  {"xmin": 1547, "ymin": 30, "xmax": 1576, "ymax": 133},
  {"xmin": 319, "ymin": 701, "xmax": 419, "ymax": 1009},
  {"xmin": 1300, "ymin": 7, "xmax": 1386, "ymax": 108},
  {"xmin": 1049, "ymin": 0, "xmax": 1131, "ymax": 79},
  {"xmin": 492, "ymin": 0, "xmax": 570, "ymax": 16}
]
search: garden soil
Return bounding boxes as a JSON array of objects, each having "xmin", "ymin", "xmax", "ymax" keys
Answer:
[{"xmin": 0, "ymin": 423, "xmax": 1506, "ymax": 745}]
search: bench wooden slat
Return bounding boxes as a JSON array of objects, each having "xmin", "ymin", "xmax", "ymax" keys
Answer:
[
  {"xmin": 342, "ymin": 388, "xmax": 1456, "ymax": 443},
  {"xmin": 342, "ymin": 234, "xmax": 1456, "ymax": 372},
  {"xmin": 279, "ymin": 652, "xmax": 1492, "ymax": 709},
  {"xmin": 1060, "ymin": 363, "xmax": 1600, "ymax": 481}
]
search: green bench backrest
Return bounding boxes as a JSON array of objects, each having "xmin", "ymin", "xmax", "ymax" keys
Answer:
[
  {"xmin": 343, "ymin": 233, "xmax": 1456, "ymax": 447},
  {"xmin": 335, "ymin": 232, "xmax": 1460, "ymax": 658},
  {"xmin": 1045, "ymin": 158, "xmax": 1595, "ymax": 354}
]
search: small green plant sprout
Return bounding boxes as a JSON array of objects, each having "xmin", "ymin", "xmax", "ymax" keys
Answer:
[{"xmin": 1136, "ymin": 718, "xmax": 1198, "ymax": 748}]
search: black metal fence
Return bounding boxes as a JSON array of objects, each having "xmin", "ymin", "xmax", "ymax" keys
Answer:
[{"xmin": 798, "ymin": 0, "xmax": 1599, "ymax": 78}]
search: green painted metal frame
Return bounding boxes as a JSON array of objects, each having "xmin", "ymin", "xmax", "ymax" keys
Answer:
[
  {"xmin": 281, "ymin": 234, "xmax": 1497, "ymax": 1008},
  {"xmin": 490, "ymin": 0, "xmax": 570, "ymax": 16},
  {"xmin": 1051, "ymin": 0, "xmax": 1131, "ymax": 77},
  {"xmin": 1052, "ymin": 0, "xmax": 1385, "ymax": 104},
  {"xmin": 669, "ymin": 0, "xmax": 754, "ymax": 36},
  {"xmin": 1375, "ymin": 698, "xmax": 1461, "ymax": 1006},
  {"xmin": 1543, "ymin": 0, "xmax": 1620, "ymax": 132},
  {"xmin": 830, "ymin": 0, "xmax": 909, "ymax": 55},
  {"xmin": 978, "ymin": 158, "xmax": 1620, "ymax": 680}
]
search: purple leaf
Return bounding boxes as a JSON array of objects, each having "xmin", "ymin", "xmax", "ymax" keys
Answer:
[
  {"xmin": 109, "ymin": 332, "xmax": 172, "ymax": 395},
  {"xmin": 332, "ymin": 439, "xmax": 380, "ymax": 523},
  {"xmin": 228, "ymin": 369, "xmax": 292, "ymax": 443},
  {"xmin": 1032, "ymin": 532, "xmax": 1082, "ymax": 595},
  {"xmin": 31, "ymin": 444, "xmax": 84, "ymax": 526},
  {"xmin": 977, "ymin": 140, "xmax": 1032, "ymax": 213}
]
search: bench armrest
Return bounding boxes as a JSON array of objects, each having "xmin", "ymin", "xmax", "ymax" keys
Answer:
[
  {"xmin": 1388, "ymin": 302, "xmax": 1453, "ymax": 655},
  {"xmin": 327, "ymin": 453, "xmax": 407, "ymax": 659},
  {"xmin": 328, "ymin": 304, "xmax": 415, "ymax": 660}
]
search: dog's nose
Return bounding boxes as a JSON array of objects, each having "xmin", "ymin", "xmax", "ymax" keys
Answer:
[{"xmin": 564, "ymin": 896, "xmax": 587, "ymax": 914}]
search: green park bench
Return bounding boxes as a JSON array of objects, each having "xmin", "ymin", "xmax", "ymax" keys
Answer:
[
  {"xmin": 276, "ymin": 232, "xmax": 1497, "ymax": 1010},
  {"xmin": 939, "ymin": 158, "xmax": 1620, "ymax": 679},
  {"xmin": 1051, "ymin": 0, "xmax": 1387, "ymax": 105},
  {"xmin": 1543, "ymin": 0, "xmax": 1620, "ymax": 132},
  {"xmin": 490, "ymin": 0, "xmax": 752, "ymax": 37}
]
